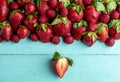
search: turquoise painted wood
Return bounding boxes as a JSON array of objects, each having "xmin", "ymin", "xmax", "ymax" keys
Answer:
[
  {"xmin": 0, "ymin": 38, "xmax": 120, "ymax": 55},
  {"xmin": 0, "ymin": 55, "xmax": 120, "ymax": 82},
  {"xmin": 1, "ymin": 39, "xmax": 120, "ymax": 82}
]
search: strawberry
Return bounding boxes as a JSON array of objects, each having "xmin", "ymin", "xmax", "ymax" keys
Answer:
[
  {"xmin": 0, "ymin": 0, "xmax": 9, "ymax": 22},
  {"xmin": 71, "ymin": 20, "xmax": 87, "ymax": 40},
  {"xmin": 110, "ymin": 10, "xmax": 119, "ymax": 20},
  {"xmin": 52, "ymin": 16, "xmax": 72, "ymax": 37},
  {"xmin": 105, "ymin": 37, "xmax": 115, "ymax": 47},
  {"xmin": 24, "ymin": 15, "xmax": 38, "ymax": 31},
  {"xmin": 60, "ymin": 7, "xmax": 68, "ymax": 17},
  {"xmin": 88, "ymin": 22, "xmax": 98, "ymax": 31},
  {"xmin": 109, "ymin": 20, "xmax": 120, "ymax": 40},
  {"xmin": 16, "ymin": 0, "xmax": 31, "ymax": 7},
  {"xmin": 83, "ymin": 31, "xmax": 97, "ymax": 47},
  {"xmin": 97, "ymin": 23, "xmax": 108, "ymax": 42},
  {"xmin": 99, "ymin": 13, "xmax": 110, "ymax": 24},
  {"xmin": 47, "ymin": 9, "xmax": 56, "ymax": 19},
  {"xmin": 24, "ymin": 2, "xmax": 36, "ymax": 14},
  {"xmin": 36, "ymin": 24, "xmax": 52, "ymax": 43},
  {"xmin": 85, "ymin": 2, "xmax": 105, "ymax": 23},
  {"xmin": 9, "ymin": 2, "xmax": 19, "ymax": 10},
  {"xmin": 29, "ymin": 32, "xmax": 38, "ymax": 42},
  {"xmin": 11, "ymin": 34, "xmax": 20, "ymax": 43},
  {"xmin": 68, "ymin": 4, "xmax": 84, "ymax": 22},
  {"xmin": 83, "ymin": 0, "xmax": 93, "ymax": 6},
  {"xmin": 9, "ymin": 10, "xmax": 24, "ymax": 31},
  {"xmin": 52, "ymin": 52, "xmax": 73, "ymax": 78},
  {"xmin": 51, "ymin": 36, "xmax": 60, "ymax": 44},
  {"xmin": 57, "ymin": 0, "xmax": 70, "ymax": 9},
  {"xmin": 63, "ymin": 35, "xmax": 74, "ymax": 44},
  {"xmin": 17, "ymin": 25, "xmax": 29, "ymax": 39},
  {"xmin": 48, "ymin": 0, "xmax": 57, "ymax": 9},
  {"xmin": 38, "ymin": 15, "xmax": 49, "ymax": 23},
  {"xmin": 116, "ymin": 6, "xmax": 120, "ymax": 13},
  {"xmin": 0, "ymin": 22, "xmax": 12, "ymax": 42},
  {"xmin": 36, "ymin": 0, "xmax": 49, "ymax": 15}
]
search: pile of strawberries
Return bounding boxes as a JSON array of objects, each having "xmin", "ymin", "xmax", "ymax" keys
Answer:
[{"xmin": 0, "ymin": 0, "xmax": 120, "ymax": 47}]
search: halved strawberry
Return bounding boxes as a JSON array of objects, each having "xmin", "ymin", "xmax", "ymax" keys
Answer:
[
  {"xmin": 83, "ymin": 31, "xmax": 97, "ymax": 47},
  {"xmin": 52, "ymin": 52, "xmax": 73, "ymax": 78},
  {"xmin": 36, "ymin": 24, "xmax": 52, "ymax": 43},
  {"xmin": 68, "ymin": 4, "xmax": 84, "ymax": 22},
  {"xmin": 0, "ymin": 22, "xmax": 12, "ymax": 42},
  {"xmin": 97, "ymin": 23, "xmax": 108, "ymax": 42},
  {"xmin": 109, "ymin": 19, "xmax": 120, "ymax": 40},
  {"xmin": 9, "ymin": 10, "xmax": 24, "ymax": 31},
  {"xmin": 71, "ymin": 20, "xmax": 87, "ymax": 40}
]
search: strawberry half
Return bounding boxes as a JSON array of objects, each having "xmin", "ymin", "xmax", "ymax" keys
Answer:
[
  {"xmin": 0, "ymin": 22, "xmax": 12, "ymax": 41},
  {"xmin": 97, "ymin": 23, "xmax": 108, "ymax": 42},
  {"xmin": 52, "ymin": 16, "xmax": 72, "ymax": 37},
  {"xmin": 24, "ymin": 15, "xmax": 38, "ymax": 31},
  {"xmin": 9, "ymin": 10, "xmax": 24, "ymax": 31},
  {"xmin": 109, "ymin": 19, "xmax": 120, "ymax": 40},
  {"xmin": 85, "ymin": 2, "xmax": 105, "ymax": 23},
  {"xmin": 71, "ymin": 20, "xmax": 87, "ymax": 40},
  {"xmin": 36, "ymin": 24, "xmax": 52, "ymax": 43},
  {"xmin": 52, "ymin": 52, "xmax": 73, "ymax": 78},
  {"xmin": 83, "ymin": 31, "xmax": 97, "ymax": 47},
  {"xmin": 68, "ymin": 4, "xmax": 84, "ymax": 22}
]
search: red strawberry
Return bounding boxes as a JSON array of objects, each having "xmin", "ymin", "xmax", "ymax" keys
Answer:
[
  {"xmin": 110, "ymin": 10, "xmax": 119, "ymax": 20},
  {"xmin": 52, "ymin": 52, "xmax": 73, "ymax": 78},
  {"xmin": 64, "ymin": 35, "xmax": 74, "ymax": 44},
  {"xmin": 52, "ymin": 16, "xmax": 72, "ymax": 37},
  {"xmin": 29, "ymin": 32, "xmax": 38, "ymax": 41},
  {"xmin": 25, "ymin": 2, "xmax": 36, "ymax": 14},
  {"xmin": 24, "ymin": 15, "xmax": 38, "ymax": 31},
  {"xmin": 85, "ymin": 2, "xmax": 105, "ymax": 23},
  {"xmin": 71, "ymin": 20, "xmax": 87, "ymax": 40},
  {"xmin": 9, "ymin": 10, "xmax": 24, "ymax": 31},
  {"xmin": 48, "ymin": 0, "xmax": 57, "ymax": 9},
  {"xmin": 9, "ymin": 2, "xmax": 19, "ymax": 10},
  {"xmin": 36, "ymin": 24, "xmax": 52, "ymax": 43},
  {"xmin": 37, "ymin": 0, "xmax": 49, "ymax": 15},
  {"xmin": 83, "ymin": 0, "xmax": 93, "ymax": 6},
  {"xmin": 0, "ymin": 37, "xmax": 3, "ymax": 42},
  {"xmin": 39, "ymin": 15, "xmax": 49, "ymax": 23},
  {"xmin": 97, "ymin": 23, "xmax": 108, "ymax": 42},
  {"xmin": 99, "ymin": 13, "xmax": 110, "ymax": 24},
  {"xmin": 88, "ymin": 22, "xmax": 98, "ymax": 31},
  {"xmin": 0, "ymin": 22, "xmax": 12, "ymax": 42},
  {"xmin": 11, "ymin": 34, "xmax": 20, "ymax": 43},
  {"xmin": 83, "ymin": 31, "xmax": 97, "ymax": 47},
  {"xmin": 60, "ymin": 7, "xmax": 68, "ymax": 17},
  {"xmin": 116, "ymin": 6, "xmax": 120, "ymax": 13},
  {"xmin": 68, "ymin": 4, "xmax": 84, "ymax": 22},
  {"xmin": 109, "ymin": 20, "xmax": 120, "ymax": 40},
  {"xmin": 16, "ymin": 0, "xmax": 31, "ymax": 7},
  {"xmin": 57, "ymin": 0, "xmax": 70, "ymax": 9},
  {"xmin": 17, "ymin": 25, "xmax": 29, "ymax": 39},
  {"xmin": 105, "ymin": 37, "xmax": 115, "ymax": 47},
  {"xmin": 51, "ymin": 36, "xmax": 60, "ymax": 44},
  {"xmin": 0, "ymin": 0, "xmax": 9, "ymax": 22},
  {"xmin": 47, "ymin": 9, "xmax": 56, "ymax": 19}
]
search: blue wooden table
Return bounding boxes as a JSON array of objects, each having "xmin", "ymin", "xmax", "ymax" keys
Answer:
[{"xmin": 0, "ymin": 39, "xmax": 120, "ymax": 82}]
